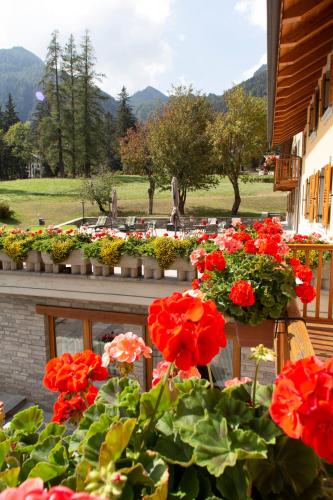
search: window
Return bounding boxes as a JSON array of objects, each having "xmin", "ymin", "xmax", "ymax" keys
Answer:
[{"xmin": 36, "ymin": 305, "xmax": 152, "ymax": 389}]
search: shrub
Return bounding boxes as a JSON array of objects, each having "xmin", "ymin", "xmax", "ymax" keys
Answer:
[{"xmin": 0, "ymin": 201, "xmax": 14, "ymax": 220}]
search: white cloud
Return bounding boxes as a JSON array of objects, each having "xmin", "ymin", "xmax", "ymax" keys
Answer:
[
  {"xmin": 241, "ymin": 53, "xmax": 267, "ymax": 80},
  {"xmin": 178, "ymin": 33, "xmax": 186, "ymax": 42},
  {"xmin": 0, "ymin": 0, "xmax": 174, "ymax": 95},
  {"xmin": 234, "ymin": 0, "xmax": 266, "ymax": 30}
]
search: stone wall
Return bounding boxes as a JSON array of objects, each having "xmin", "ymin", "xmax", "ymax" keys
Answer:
[{"xmin": 0, "ymin": 294, "xmax": 149, "ymax": 409}]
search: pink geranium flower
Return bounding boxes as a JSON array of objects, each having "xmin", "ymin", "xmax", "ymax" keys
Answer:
[
  {"xmin": 190, "ymin": 247, "xmax": 207, "ymax": 266},
  {"xmin": 224, "ymin": 377, "xmax": 252, "ymax": 388},
  {"xmin": 102, "ymin": 332, "xmax": 152, "ymax": 366},
  {"xmin": 152, "ymin": 361, "xmax": 201, "ymax": 386},
  {"xmin": 0, "ymin": 479, "xmax": 103, "ymax": 500},
  {"xmin": 215, "ymin": 235, "xmax": 243, "ymax": 254}
]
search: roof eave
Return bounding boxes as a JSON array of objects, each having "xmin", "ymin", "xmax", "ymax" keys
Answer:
[{"xmin": 267, "ymin": 0, "xmax": 282, "ymax": 146}]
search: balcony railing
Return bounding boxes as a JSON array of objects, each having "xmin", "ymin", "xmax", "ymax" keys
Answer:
[{"xmin": 274, "ymin": 155, "xmax": 301, "ymax": 191}]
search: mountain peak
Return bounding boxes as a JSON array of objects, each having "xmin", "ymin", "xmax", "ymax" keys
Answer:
[{"xmin": 130, "ymin": 86, "xmax": 167, "ymax": 103}]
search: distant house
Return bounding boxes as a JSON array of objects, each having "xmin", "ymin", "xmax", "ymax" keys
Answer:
[
  {"xmin": 267, "ymin": 0, "xmax": 333, "ymax": 237},
  {"xmin": 28, "ymin": 154, "xmax": 44, "ymax": 178}
]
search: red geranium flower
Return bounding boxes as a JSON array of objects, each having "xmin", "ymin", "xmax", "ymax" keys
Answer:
[
  {"xmin": 294, "ymin": 283, "xmax": 316, "ymax": 304},
  {"xmin": 301, "ymin": 402, "xmax": 333, "ymax": 463},
  {"xmin": 148, "ymin": 292, "xmax": 226, "ymax": 370},
  {"xmin": 192, "ymin": 278, "xmax": 200, "ymax": 289},
  {"xmin": 244, "ymin": 239, "xmax": 258, "ymax": 254},
  {"xmin": 229, "ymin": 280, "xmax": 255, "ymax": 307},
  {"xmin": 73, "ymin": 350, "xmax": 109, "ymax": 381},
  {"xmin": 294, "ymin": 264, "xmax": 312, "ymax": 284},
  {"xmin": 52, "ymin": 393, "xmax": 87, "ymax": 424},
  {"xmin": 204, "ymin": 251, "xmax": 226, "ymax": 272}
]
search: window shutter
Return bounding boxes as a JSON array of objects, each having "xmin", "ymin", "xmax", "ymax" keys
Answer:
[
  {"xmin": 304, "ymin": 178, "xmax": 310, "ymax": 219},
  {"xmin": 319, "ymin": 72, "xmax": 325, "ymax": 116},
  {"xmin": 302, "ymin": 128, "xmax": 306, "ymax": 156},
  {"xmin": 313, "ymin": 171, "xmax": 320, "ymax": 222},
  {"xmin": 329, "ymin": 52, "xmax": 333, "ymax": 106},
  {"xmin": 306, "ymin": 104, "xmax": 311, "ymax": 137},
  {"xmin": 309, "ymin": 175, "xmax": 315, "ymax": 222},
  {"xmin": 322, "ymin": 165, "xmax": 332, "ymax": 227}
]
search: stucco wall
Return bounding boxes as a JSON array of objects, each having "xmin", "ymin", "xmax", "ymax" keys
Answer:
[{"xmin": 297, "ymin": 109, "xmax": 333, "ymax": 237}]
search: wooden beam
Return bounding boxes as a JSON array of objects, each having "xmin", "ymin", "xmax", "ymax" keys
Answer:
[
  {"xmin": 276, "ymin": 78, "xmax": 319, "ymax": 99},
  {"xmin": 36, "ymin": 304, "xmax": 148, "ymax": 325},
  {"xmin": 278, "ymin": 62, "xmax": 323, "ymax": 87},
  {"xmin": 279, "ymin": 33, "xmax": 333, "ymax": 65},
  {"xmin": 281, "ymin": 7, "xmax": 333, "ymax": 46},
  {"xmin": 275, "ymin": 96, "xmax": 310, "ymax": 114},
  {"xmin": 278, "ymin": 53, "xmax": 327, "ymax": 79},
  {"xmin": 283, "ymin": 0, "xmax": 328, "ymax": 24}
]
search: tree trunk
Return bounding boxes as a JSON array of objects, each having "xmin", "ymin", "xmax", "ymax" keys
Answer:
[
  {"xmin": 230, "ymin": 177, "xmax": 241, "ymax": 215},
  {"xmin": 96, "ymin": 200, "xmax": 106, "ymax": 213},
  {"xmin": 147, "ymin": 176, "xmax": 155, "ymax": 215},
  {"xmin": 179, "ymin": 189, "xmax": 187, "ymax": 215}
]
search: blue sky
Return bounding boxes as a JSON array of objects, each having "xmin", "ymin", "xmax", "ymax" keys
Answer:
[{"xmin": 0, "ymin": 0, "xmax": 266, "ymax": 96}]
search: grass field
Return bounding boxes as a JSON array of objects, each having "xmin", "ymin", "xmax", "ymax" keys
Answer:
[{"xmin": 0, "ymin": 175, "xmax": 286, "ymax": 227}]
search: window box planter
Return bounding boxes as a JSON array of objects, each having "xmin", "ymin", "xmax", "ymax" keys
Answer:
[
  {"xmin": 0, "ymin": 251, "xmax": 23, "ymax": 271},
  {"xmin": 41, "ymin": 249, "xmax": 90, "ymax": 274},
  {"xmin": 142, "ymin": 256, "xmax": 196, "ymax": 281},
  {"xmin": 25, "ymin": 250, "xmax": 43, "ymax": 272},
  {"xmin": 119, "ymin": 255, "xmax": 142, "ymax": 278},
  {"xmin": 90, "ymin": 258, "xmax": 114, "ymax": 277}
]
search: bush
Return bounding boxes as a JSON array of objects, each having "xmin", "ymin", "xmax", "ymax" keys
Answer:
[{"xmin": 0, "ymin": 201, "xmax": 14, "ymax": 220}]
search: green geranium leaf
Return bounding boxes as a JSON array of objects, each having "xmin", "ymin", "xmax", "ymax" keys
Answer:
[
  {"xmin": 69, "ymin": 403, "xmax": 108, "ymax": 454},
  {"xmin": 172, "ymin": 467, "xmax": 200, "ymax": 499},
  {"xmin": 0, "ymin": 440, "xmax": 10, "ymax": 469},
  {"xmin": 190, "ymin": 417, "xmax": 237, "ymax": 477},
  {"xmin": 0, "ymin": 467, "xmax": 20, "ymax": 488},
  {"xmin": 97, "ymin": 377, "xmax": 141, "ymax": 417},
  {"xmin": 230, "ymin": 429, "xmax": 267, "ymax": 460},
  {"xmin": 174, "ymin": 387, "xmax": 221, "ymax": 442},
  {"xmin": 139, "ymin": 381, "xmax": 178, "ymax": 423},
  {"xmin": 28, "ymin": 461, "xmax": 68, "ymax": 481},
  {"xmin": 38, "ymin": 422, "xmax": 66, "ymax": 442},
  {"xmin": 30, "ymin": 436, "xmax": 62, "ymax": 462},
  {"xmin": 9, "ymin": 406, "xmax": 44, "ymax": 435},
  {"xmin": 120, "ymin": 463, "xmax": 153, "ymax": 487},
  {"xmin": 99, "ymin": 418, "xmax": 136, "ymax": 466},
  {"xmin": 249, "ymin": 415, "xmax": 281, "ymax": 444},
  {"xmin": 215, "ymin": 395, "xmax": 253, "ymax": 428},
  {"xmin": 216, "ymin": 462, "xmax": 250, "ymax": 500},
  {"xmin": 156, "ymin": 411, "xmax": 175, "ymax": 437},
  {"xmin": 155, "ymin": 434, "xmax": 193, "ymax": 466},
  {"xmin": 248, "ymin": 436, "xmax": 321, "ymax": 497},
  {"xmin": 140, "ymin": 451, "xmax": 169, "ymax": 487}
]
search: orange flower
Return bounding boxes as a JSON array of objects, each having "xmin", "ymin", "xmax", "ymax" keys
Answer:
[{"xmin": 148, "ymin": 292, "xmax": 226, "ymax": 370}]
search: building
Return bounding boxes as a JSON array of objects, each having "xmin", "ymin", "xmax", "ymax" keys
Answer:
[{"xmin": 267, "ymin": 0, "xmax": 333, "ymax": 237}]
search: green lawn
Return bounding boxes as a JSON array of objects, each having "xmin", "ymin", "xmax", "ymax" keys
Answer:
[{"xmin": 0, "ymin": 175, "xmax": 286, "ymax": 227}]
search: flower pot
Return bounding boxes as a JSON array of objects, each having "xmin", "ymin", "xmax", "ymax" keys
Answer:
[
  {"xmin": 42, "ymin": 249, "xmax": 90, "ymax": 275},
  {"xmin": 25, "ymin": 250, "xmax": 43, "ymax": 272},
  {"xmin": 90, "ymin": 258, "xmax": 114, "ymax": 277},
  {"xmin": 169, "ymin": 257, "xmax": 197, "ymax": 281},
  {"xmin": 224, "ymin": 318, "xmax": 275, "ymax": 348},
  {"xmin": 119, "ymin": 255, "xmax": 142, "ymax": 278},
  {"xmin": 0, "ymin": 251, "xmax": 23, "ymax": 271},
  {"xmin": 41, "ymin": 252, "xmax": 65, "ymax": 274},
  {"xmin": 142, "ymin": 256, "xmax": 164, "ymax": 280}
]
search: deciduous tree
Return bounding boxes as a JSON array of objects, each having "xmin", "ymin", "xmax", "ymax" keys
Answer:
[
  {"xmin": 148, "ymin": 86, "xmax": 216, "ymax": 214},
  {"xmin": 119, "ymin": 122, "xmax": 156, "ymax": 214},
  {"xmin": 208, "ymin": 86, "xmax": 267, "ymax": 215}
]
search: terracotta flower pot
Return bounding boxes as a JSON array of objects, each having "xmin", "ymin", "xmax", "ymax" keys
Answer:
[{"xmin": 224, "ymin": 318, "xmax": 275, "ymax": 348}]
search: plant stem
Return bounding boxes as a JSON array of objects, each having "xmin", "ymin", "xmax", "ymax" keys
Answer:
[
  {"xmin": 207, "ymin": 364, "xmax": 214, "ymax": 390},
  {"xmin": 252, "ymin": 360, "xmax": 260, "ymax": 409},
  {"xmin": 146, "ymin": 362, "xmax": 174, "ymax": 436}
]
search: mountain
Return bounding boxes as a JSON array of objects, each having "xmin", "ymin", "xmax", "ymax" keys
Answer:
[
  {"xmin": 0, "ymin": 46, "xmax": 267, "ymax": 122},
  {"xmin": 0, "ymin": 47, "xmax": 44, "ymax": 121},
  {"xmin": 129, "ymin": 86, "xmax": 168, "ymax": 122}
]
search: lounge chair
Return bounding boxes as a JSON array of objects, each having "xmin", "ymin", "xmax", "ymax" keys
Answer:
[
  {"xmin": 118, "ymin": 217, "xmax": 137, "ymax": 233},
  {"xmin": 88, "ymin": 215, "xmax": 113, "ymax": 229}
]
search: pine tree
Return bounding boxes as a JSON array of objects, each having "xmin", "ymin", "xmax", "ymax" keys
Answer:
[
  {"xmin": 3, "ymin": 94, "xmax": 19, "ymax": 132},
  {"xmin": 76, "ymin": 30, "xmax": 106, "ymax": 177},
  {"xmin": 116, "ymin": 86, "xmax": 136, "ymax": 138},
  {"xmin": 103, "ymin": 112, "xmax": 121, "ymax": 171},
  {"xmin": 43, "ymin": 30, "xmax": 65, "ymax": 176},
  {"xmin": 61, "ymin": 34, "xmax": 79, "ymax": 176}
]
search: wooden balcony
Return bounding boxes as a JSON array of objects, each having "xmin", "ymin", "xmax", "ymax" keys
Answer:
[{"xmin": 274, "ymin": 155, "xmax": 301, "ymax": 191}]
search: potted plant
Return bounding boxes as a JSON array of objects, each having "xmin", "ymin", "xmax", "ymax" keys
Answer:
[
  {"xmin": 191, "ymin": 218, "xmax": 317, "ymax": 347},
  {"xmin": 140, "ymin": 236, "xmax": 197, "ymax": 280},
  {"xmin": 33, "ymin": 229, "xmax": 91, "ymax": 274},
  {"xmin": 1, "ymin": 293, "xmax": 332, "ymax": 499},
  {"xmin": 0, "ymin": 230, "xmax": 38, "ymax": 271},
  {"xmin": 84, "ymin": 235, "xmax": 142, "ymax": 278}
]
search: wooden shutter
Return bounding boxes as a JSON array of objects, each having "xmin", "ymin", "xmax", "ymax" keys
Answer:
[
  {"xmin": 302, "ymin": 127, "xmax": 307, "ymax": 156},
  {"xmin": 306, "ymin": 104, "xmax": 311, "ymax": 136},
  {"xmin": 309, "ymin": 175, "xmax": 316, "ymax": 222},
  {"xmin": 329, "ymin": 52, "xmax": 333, "ymax": 106},
  {"xmin": 314, "ymin": 88, "xmax": 319, "ymax": 130},
  {"xmin": 304, "ymin": 178, "xmax": 310, "ymax": 219},
  {"xmin": 319, "ymin": 72, "xmax": 325, "ymax": 117},
  {"xmin": 322, "ymin": 165, "xmax": 332, "ymax": 227},
  {"xmin": 314, "ymin": 171, "xmax": 321, "ymax": 222}
]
